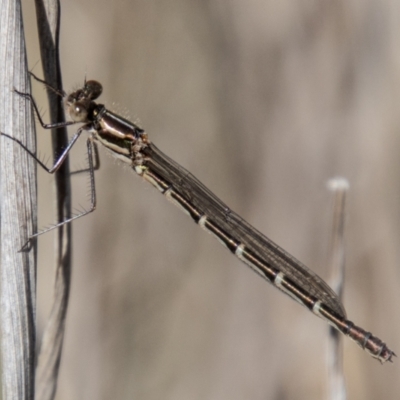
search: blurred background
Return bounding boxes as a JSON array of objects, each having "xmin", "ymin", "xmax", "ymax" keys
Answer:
[{"xmin": 21, "ymin": 0, "xmax": 400, "ymax": 398}]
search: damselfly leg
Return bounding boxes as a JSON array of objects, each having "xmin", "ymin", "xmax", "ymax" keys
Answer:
[{"xmin": 2, "ymin": 77, "xmax": 100, "ymax": 250}]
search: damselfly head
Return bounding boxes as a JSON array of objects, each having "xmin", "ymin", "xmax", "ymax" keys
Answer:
[{"xmin": 65, "ymin": 80, "xmax": 103, "ymax": 123}]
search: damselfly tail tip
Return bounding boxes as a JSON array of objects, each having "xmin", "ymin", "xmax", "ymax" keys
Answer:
[{"xmin": 381, "ymin": 349, "xmax": 396, "ymax": 364}]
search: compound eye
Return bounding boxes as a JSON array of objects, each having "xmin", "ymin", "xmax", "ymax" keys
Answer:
[
  {"xmin": 69, "ymin": 102, "xmax": 88, "ymax": 122},
  {"xmin": 85, "ymin": 80, "xmax": 103, "ymax": 100}
]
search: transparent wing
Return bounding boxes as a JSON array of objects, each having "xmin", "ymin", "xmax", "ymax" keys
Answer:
[{"xmin": 143, "ymin": 143, "xmax": 346, "ymax": 318}]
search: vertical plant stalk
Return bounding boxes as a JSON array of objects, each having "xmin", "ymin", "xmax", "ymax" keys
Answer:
[
  {"xmin": 0, "ymin": 0, "xmax": 37, "ymax": 399},
  {"xmin": 326, "ymin": 177, "xmax": 349, "ymax": 400},
  {"xmin": 33, "ymin": 0, "xmax": 72, "ymax": 399}
]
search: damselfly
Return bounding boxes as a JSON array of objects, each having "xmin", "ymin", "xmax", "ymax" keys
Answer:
[{"xmin": 3, "ymin": 73, "xmax": 395, "ymax": 363}]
